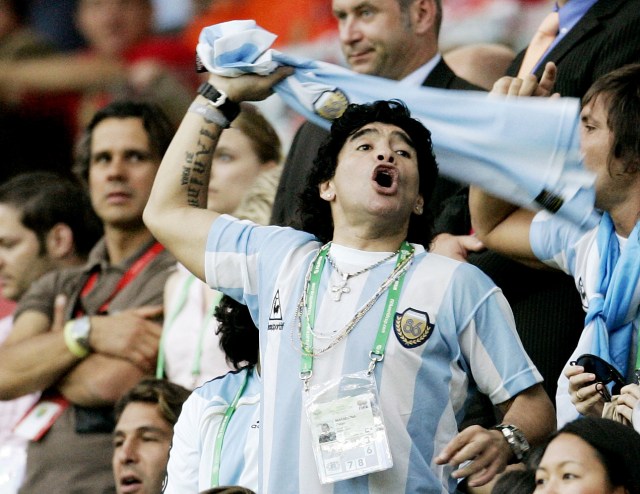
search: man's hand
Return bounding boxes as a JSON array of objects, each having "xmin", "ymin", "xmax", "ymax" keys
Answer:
[
  {"xmin": 616, "ymin": 383, "xmax": 640, "ymax": 424},
  {"xmin": 208, "ymin": 66, "xmax": 294, "ymax": 102},
  {"xmin": 88, "ymin": 305, "xmax": 163, "ymax": 372},
  {"xmin": 430, "ymin": 233, "xmax": 484, "ymax": 262},
  {"xmin": 435, "ymin": 425, "xmax": 512, "ymax": 488},
  {"xmin": 564, "ymin": 362, "xmax": 604, "ymax": 417},
  {"xmin": 491, "ymin": 62, "xmax": 558, "ymax": 98}
]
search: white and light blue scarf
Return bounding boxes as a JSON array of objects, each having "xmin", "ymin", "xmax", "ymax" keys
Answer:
[
  {"xmin": 197, "ymin": 20, "xmax": 599, "ymax": 230},
  {"xmin": 587, "ymin": 213, "xmax": 640, "ymax": 377}
]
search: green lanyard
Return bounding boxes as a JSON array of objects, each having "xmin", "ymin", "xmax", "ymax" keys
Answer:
[
  {"xmin": 210, "ymin": 367, "xmax": 251, "ymax": 487},
  {"xmin": 156, "ymin": 273, "xmax": 223, "ymax": 382},
  {"xmin": 300, "ymin": 242, "xmax": 413, "ymax": 385},
  {"xmin": 635, "ymin": 328, "xmax": 640, "ymax": 383}
]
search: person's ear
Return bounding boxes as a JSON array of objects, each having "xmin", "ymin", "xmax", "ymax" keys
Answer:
[
  {"xmin": 411, "ymin": 0, "xmax": 438, "ymax": 36},
  {"xmin": 319, "ymin": 181, "xmax": 335, "ymax": 202},
  {"xmin": 413, "ymin": 194, "xmax": 424, "ymax": 215},
  {"xmin": 45, "ymin": 223, "xmax": 75, "ymax": 260}
]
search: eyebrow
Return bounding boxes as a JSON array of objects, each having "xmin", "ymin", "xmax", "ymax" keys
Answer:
[
  {"xmin": 537, "ymin": 460, "xmax": 583, "ymax": 472},
  {"xmin": 348, "ymin": 127, "xmax": 415, "ymax": 148},
  {"xmin": 113, "ymin": 425, "xmax": 169, "ymax": 438}
]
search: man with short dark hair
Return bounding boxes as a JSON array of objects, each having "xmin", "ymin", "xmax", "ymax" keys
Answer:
[
  {"xmin": 0, "ymin": 101, "xmax": 176, "ymax": 493},
  {"xmin": 112, "ymin": 378, "xmax": 190, "ymax": 494},
  {"xmin": 0, "ymin": 171, "xmax": 102, "ymax": 494}
]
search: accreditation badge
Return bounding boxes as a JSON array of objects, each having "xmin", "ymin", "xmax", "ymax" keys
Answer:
[
  {"xmin": 304, "ymin": 370, "xmax": 393, "ymax": 484},
  {"xmin": 13, "ymin": 395, "xmax": 69, "ymax": 441}
]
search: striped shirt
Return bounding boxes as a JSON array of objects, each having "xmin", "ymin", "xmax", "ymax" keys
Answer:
[{"xmin": 205, "ymin": 216, "xmax": 542, "ymax": 493}]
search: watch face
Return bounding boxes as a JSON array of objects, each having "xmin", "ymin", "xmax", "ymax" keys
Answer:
[{"xmin": 72, "ymin": 317, "xmax": 92, "ymax": 349}]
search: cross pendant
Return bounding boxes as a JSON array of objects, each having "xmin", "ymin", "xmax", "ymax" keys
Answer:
[{"xmin": 331, "ymin": 277, "xmax": 350, "ymax": 302}]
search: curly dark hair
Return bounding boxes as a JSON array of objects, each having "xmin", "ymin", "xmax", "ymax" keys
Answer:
[
  {"xmin": 297, "ymin": 100, "xmax": 438, "ymax": 246},
  {"xmin": 214, "ymin": 295, "xmax": 259, "ymax": 370}
]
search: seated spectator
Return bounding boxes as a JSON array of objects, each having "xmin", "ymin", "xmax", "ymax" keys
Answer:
[
  {"xmin": 0, "ymin": 0, "xmax": 195, "ymax": 137},
  {"xmin": 165, "ymin": 295, "xmax": 260, "ymax": 492},
  {"xmin": 112, "ymin": 377, "xmax": 190, "ymax": 494},
  {"xmin": 470, "ymin": 63, "xmax": 640, "ymax": 426},
  {"xmin": 534, "ymin": 417, "xmax": 640, "ymax": 493},
  {"xmin": 0, "ymin": 171, "xmax": 102, "ymax": 494},
  {"xmin": 158, "ymin": 103, "xmax": 281, "ymax": 389},
  {"xmin": 0, "ymin": 100, "xmax": 176, "ymax": 493}
]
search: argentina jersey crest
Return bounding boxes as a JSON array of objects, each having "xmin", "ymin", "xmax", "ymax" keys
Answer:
[{"xmin": 393, "ymin": 308, "xmax": 434, "ymax": 348}]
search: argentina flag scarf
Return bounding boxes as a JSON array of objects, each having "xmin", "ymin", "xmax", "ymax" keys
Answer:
[{"xmin": 196, "ymin": 20, "xmax": 599, "ymax": 230}]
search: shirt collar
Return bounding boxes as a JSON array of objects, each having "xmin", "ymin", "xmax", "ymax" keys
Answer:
[
  {"xmin": 399, "ymin": 54, "xmax": 442, "ymax": 87},
  {"xmin": 556, "ymin": 0, "xmax": 599, "ymax": 37}
]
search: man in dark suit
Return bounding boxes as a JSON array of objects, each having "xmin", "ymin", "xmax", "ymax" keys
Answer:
[
  {"xmin": 271, "ymin": 0, "xmax": 481, "ymax": 238},
  {"xmin": 508, "ymin": 0, "xmax": 640, "ymax": 98}
]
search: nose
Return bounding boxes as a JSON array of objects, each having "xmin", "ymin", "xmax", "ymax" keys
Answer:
[
  {"xmin": 117, "ymin": 437, "xmax": 139, "ymax": 465},
  {"xmin": 377, "ymin": 153, "xmax": 394, "ymax": 164},
  {"xmin": 339, "ymin": 16, "xmax": 362, "ymax": 45},
  {"xmin": 106, "ymin": 157, "xmax": 127, "ymax": 181}
]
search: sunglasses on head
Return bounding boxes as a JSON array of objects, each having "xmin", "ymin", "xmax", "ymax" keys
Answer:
[{"xmin": 571, "ymin": 353, "xmax": 626, "ymax": 395}]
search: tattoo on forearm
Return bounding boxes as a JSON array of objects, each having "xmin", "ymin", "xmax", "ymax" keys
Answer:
[{"xmin": 182, "ymin": 125, "xmax": 219, "ymax": 208}]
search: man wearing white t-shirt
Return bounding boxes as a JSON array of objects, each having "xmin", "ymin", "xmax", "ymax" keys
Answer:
[
  {"xmin": 470, "ymin": 63, "xmax": 640, "ymax": 428},
  {"xmin": 144, "ymin": 70, "xmax": 554, "ymax": 493}
]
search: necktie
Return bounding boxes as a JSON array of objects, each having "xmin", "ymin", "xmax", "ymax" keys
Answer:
[{"xmin": 517, "ymin": 11, "xmax": 560, "ymax": 77}]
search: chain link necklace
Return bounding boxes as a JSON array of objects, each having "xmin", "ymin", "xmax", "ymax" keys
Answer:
[
  {"xmin": 292, "ymin": 244, "xmax": 414, "ymax": 357},
  {"xmin": 325, "ymin": 244, "xmax": 399, "ymax": 302}
]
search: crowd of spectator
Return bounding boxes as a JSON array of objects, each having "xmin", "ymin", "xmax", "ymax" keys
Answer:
[{"xmin": 0, "ymin": 1, "xmax": 639, "ymax": 493}]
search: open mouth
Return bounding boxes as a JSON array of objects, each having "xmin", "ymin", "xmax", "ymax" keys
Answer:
[
  {"xmin": 119, "ymin": 475, "xmax": 142, "ymax": 492},
  {"xmin": 372, "ymin": 165, "xmax": 398, "ymax": 194}
]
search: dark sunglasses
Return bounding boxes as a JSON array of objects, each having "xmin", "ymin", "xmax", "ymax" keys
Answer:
[{"xmin": 570, "ymin": 353, "xmax": 626, "ymax": 395}]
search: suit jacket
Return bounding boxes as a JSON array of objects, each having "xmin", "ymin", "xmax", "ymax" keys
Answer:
[
  {"xmin": 271, "ymin": 58, "xmax": 480, "ymax": 232},
  {"xmin": 507, "ymin": 0, "xmax": 640, "ymax": 97}
]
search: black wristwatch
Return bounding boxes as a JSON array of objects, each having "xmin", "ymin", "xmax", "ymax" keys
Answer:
[
  {"xmin": 197, "ymin": 82, "xmax": 240, "ymax": 125},
  {"xmin": 494, "ymin": 424, "xmax": 530, "ymax": 463}
]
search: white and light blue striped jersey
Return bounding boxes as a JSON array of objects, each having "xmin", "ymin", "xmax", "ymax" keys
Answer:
[
  {"xmin": 205, "ymin": 216, "xmax": 542, "ymax": 494},
  {"xmin": 165, "ymin": 367, "xmax": 261, "ymax": 493}
]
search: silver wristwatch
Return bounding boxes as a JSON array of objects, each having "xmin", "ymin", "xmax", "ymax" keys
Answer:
[
  {"xmin": 70, "ymin": 316, "xmax": 92, "ymax": 352},
  {"xmin": 494, "ymin": 424, "xmax": 530, "ymax": 462}
]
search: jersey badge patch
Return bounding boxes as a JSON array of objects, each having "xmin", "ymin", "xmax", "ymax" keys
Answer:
[{"xmin": 393, "ymin": 308, "xmax": 434, "ymax": 348}]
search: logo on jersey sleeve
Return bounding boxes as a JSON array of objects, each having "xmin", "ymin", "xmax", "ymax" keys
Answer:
[
  {"xmin": 393, "ymin": 308, "xmax": 434, "ymax": 348},
  {"xmin": 268, "ymin": 290, "xmax": 284, "ymax": 331}
]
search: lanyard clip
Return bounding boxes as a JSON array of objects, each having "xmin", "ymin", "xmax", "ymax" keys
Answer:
[
  {"xmin": 367, "ymin": 351, "xmax": 384, "ymax": 375},
  {"xmin": 300, "ymin": 370, "xmax": 313, "ymax": 391}
]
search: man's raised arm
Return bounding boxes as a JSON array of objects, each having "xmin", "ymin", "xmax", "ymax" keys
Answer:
[
  {"xmin": 143, "ymin": 69, "xmax": 292, "ymax": 280},
  {"xmin": 468, "ymin": 186, "xmax": 541, "ymax": 267}
]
